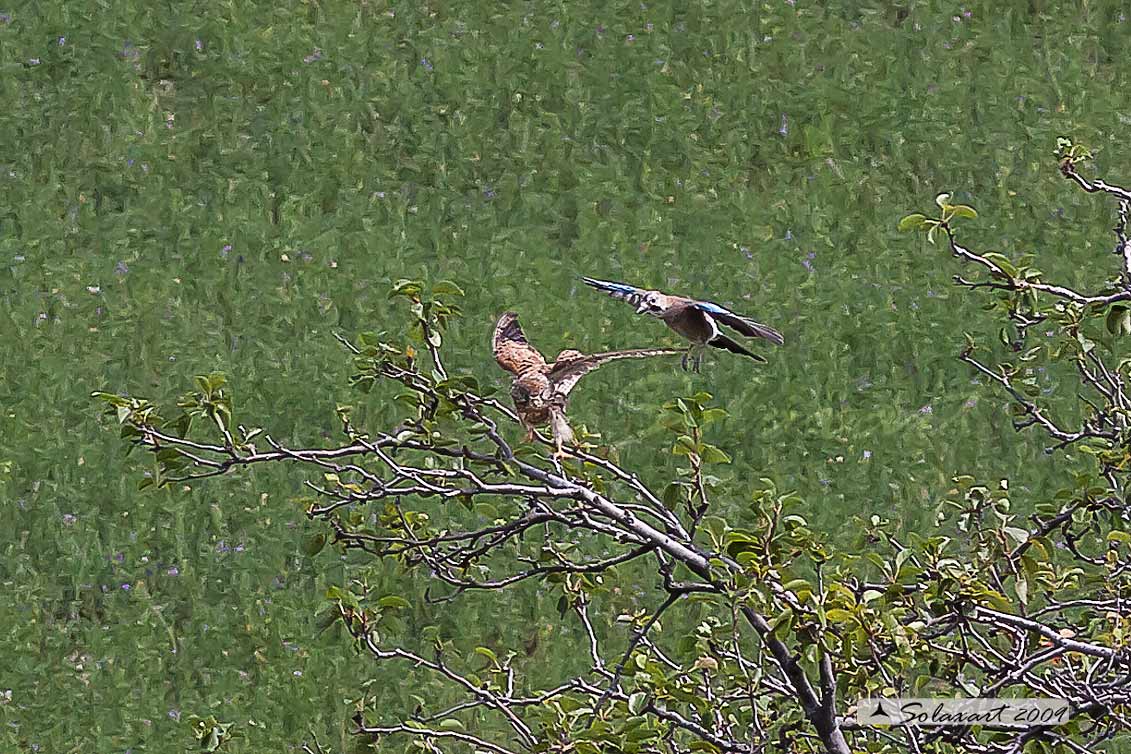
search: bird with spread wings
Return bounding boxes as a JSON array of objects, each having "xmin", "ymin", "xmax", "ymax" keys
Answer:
[
  {"xmin": 581, "ymin": 277, "xmax": 784, "ymax": 371},
  {"xmin": 492, "ymin": 312, "xmax": 681, "ymax": 456}
]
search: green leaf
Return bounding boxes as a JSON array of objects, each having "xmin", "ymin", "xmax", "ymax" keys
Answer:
[
  {"xmin": 825, "ymin": 608, "xmax": 857, "ymax": 624},
  {"xmin": 1003, "ymin": 526, "xmax": 1030, "ymax": 546},
  {"xmin": 326, "ymin": 585, "xmax": 360, "ymax": 609},
  {"xmin": 724, "ymin": 531, "xmax": 760, "ymax": 558},
  {"xmin": 982, "ymin": 252, "xmax": 1018, "ymax": 278},
  {"xmin": 431, "ymin": 280, "xmax": 465, "ymax": 297},
  {"xmin": 950, "ymin": 204, "xmax": 977, "ymax": 219},
  {"xmin": 662, "ymin": 482, "xmax": 684, "ymax": 507},
  {"xmin": 304, "ymin": 533, "xmax": 327, "ymax": 557},
  {"xmin": 783, "ymin": 578, "xmax": 813, "ymax": 602},
  {"xmin": 692, "ymin": 655, "xmax": 717, "ymax": 671},
  {"xmin": 769, "ymin": 608, "xmax": 794, "ymax": 638},
  {"xmin": 1106, "ymin": 305, "xmax": 1131, "ymax": 336},
  {"xmin": 699, "ymin": 407, "xmax": 728, "ymax": 426},
  {"xmin": 783, "ymin": 578, "xmax": 811, "ymax": 593},
  {"xmin": 698, "ymin": 444, "xmax": 731, "ymax": 464},
  {"xmin": 782, "ymin": 514, "xmax": 809, "ymax": 528},
  {"xmin": 627, "ymin": 691, "xmax": 647, "ymax": 715},
  {"xmin": 389, "ymin": 279, "xmax": 424, "ymax": 299},
  {"xmin": 377, "ymin": 595, "xmax": 411, "ymax": 610},
  {"xmin": 671, "ymin": 435, "xmax": 696, "ymax": 456},
  {"xmin": 438, "ymin": 718, "xmax": 465, "ymax": 732},
  {"xmin": 93, "ymin": 391, "xmax": 129, "ymax": 407},
  {"xmin": 898, "ymin": 213, "xmax": 928, "ymax": 232}
]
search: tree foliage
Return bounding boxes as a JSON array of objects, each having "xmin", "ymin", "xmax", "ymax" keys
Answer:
[{"xmin": 99, "ymin": 152, "xmax": 1131, "ymax": 753}]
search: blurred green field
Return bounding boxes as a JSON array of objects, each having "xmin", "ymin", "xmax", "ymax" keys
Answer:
[{"xmin": 2, "ymin": 1, "xmax": 1130, "ymax": 751}]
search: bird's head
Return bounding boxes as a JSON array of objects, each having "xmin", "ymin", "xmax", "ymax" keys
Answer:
[{"xmin": 635, "ymin": 291, "xmax": 664, "ymax": 316}]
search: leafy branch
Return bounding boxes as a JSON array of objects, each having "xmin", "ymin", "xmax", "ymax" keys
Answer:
[{"xmin": 98, "ymin": 209, "xmax": 1131, "ymax": 754}]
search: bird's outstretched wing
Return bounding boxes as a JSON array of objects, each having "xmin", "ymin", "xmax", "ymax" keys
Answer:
[
  {"xmin": 493, "ymin": 312, "xmax": 547, "ymax": 375},
  {"xmin": 548, "ymin": 347, "xmax": 682, "ymax": 397},
  {"xmin": 693, "ymin": 301, "xmax": 785, "ymax": 345},
  {"xmin": 581, "ymin": 276, "xmax": 651, "ymax": 309}
]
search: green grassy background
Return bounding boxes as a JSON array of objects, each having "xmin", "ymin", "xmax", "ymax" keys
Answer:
[{"xmin": 2, "ymin": 1, "xmax": 1130, "ymax": 751}]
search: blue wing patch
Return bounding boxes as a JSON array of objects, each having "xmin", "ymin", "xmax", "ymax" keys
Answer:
[{"xmin": 693, "ymin": 301, "xmax": 731, "ymax": 316}]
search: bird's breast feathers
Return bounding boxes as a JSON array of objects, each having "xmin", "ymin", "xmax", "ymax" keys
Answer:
[
  {"xmin": 513, "ymin": 370, "xmax": 551, "ymax": 403},
  {"xmin": 664, "ymin": 305, "xmax": 717, "ymax": 344}
]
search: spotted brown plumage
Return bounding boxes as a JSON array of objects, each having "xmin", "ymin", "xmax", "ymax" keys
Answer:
[
  {"xmin": 581, "ymin": 276, "xmax": 784, "ymax": 371},
  {"xmin": 492, "ymin": 312, "xmax": 681, "ymax": 455}
]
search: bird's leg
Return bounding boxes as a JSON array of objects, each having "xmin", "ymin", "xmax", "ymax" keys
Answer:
[
  {"xmin": 549, "ymin": 407, "xmax": 574, "ymax": 461},
  {"xmin": 684, "ymin": 343, "xmax": 704, "ymax": 373},
  {"xmin": 551, "ymin": 426, "xmax": 569, "ymax": 462}
]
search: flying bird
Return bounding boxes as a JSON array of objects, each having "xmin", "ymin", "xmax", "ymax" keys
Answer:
[
  {"xmin": 581, "ymin": 277, "xmax": 784, "ymax": 371},
  {"xmin": 492, "ymin": 312, "xmax": 681, "ymax": 456}
]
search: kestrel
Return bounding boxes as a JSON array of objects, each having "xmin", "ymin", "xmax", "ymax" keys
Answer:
[
  {"xmin": 492, "ymin": 312, "xmax": 681, "ymax": 456},
  {"xmin": 581, "ymin": 277, "xmax": 784, "ymax": 371}
]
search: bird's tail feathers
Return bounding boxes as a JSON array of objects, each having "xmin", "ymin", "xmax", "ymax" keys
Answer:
[
  {"xmin": 708, "ymin": 308, "xmax": 785, "ymax": 345},
  {"xmin": 710, "ymin": 334, "xmax": 767, "ymax": 362},
  {"xmin": 744, "ymin": 320, "xmax": 785, "ymax": 346}
]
